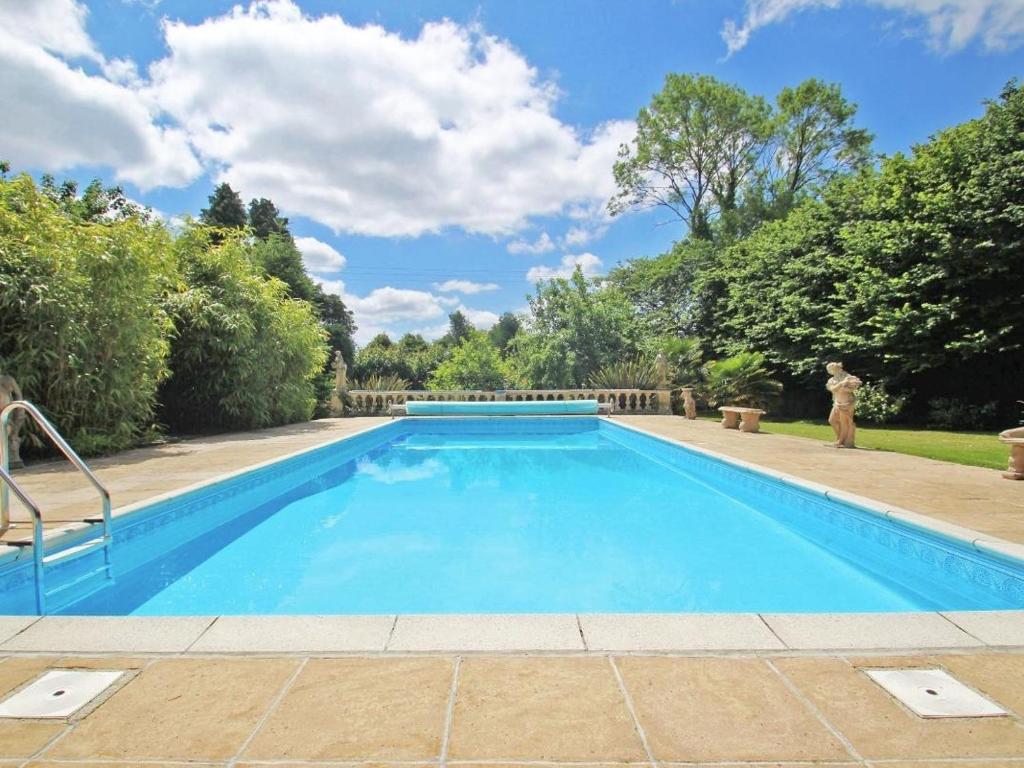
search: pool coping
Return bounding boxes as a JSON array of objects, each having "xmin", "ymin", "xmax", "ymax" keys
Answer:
[{"xmin": 2, "ymin": 415, "xmax": 1024, "ymax": 654}]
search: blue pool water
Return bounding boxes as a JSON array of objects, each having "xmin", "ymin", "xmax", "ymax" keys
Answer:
[{"xmin": 2, "ymin": 417, "xmax": 1023, "ymax": 615}]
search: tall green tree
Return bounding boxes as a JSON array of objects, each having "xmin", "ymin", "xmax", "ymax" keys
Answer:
[
  {"xmin": 200, "ymin": 182, "xmax": 247, "ymax": 230},
  {"xmin": 248, "ymin": 198, "xmax": 289, "ymax": 240},
  {"xmin": 488, "ymin": 312, "xmax": 522, "ymax": 353},
  {"xmin": 771, "ymin": 78, "xmax": 874, "ymax": 206},
  {"xmin": 610, "ymin": 74, "xmax": 772, "ymax": 238},
  {"xmin": 511, "ymin": 268, "xmax": 638, "ymax": 387}
]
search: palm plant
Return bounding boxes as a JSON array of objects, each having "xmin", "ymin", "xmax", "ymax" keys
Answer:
[
  {"xmin": 352, "ymin": 373, "xmax": 411, "ymax": 391},
  {"xmin": 588, "ymin": 357, "xmax": 658, "ymax": 389},
  {"xmin": 700, "ymin": 352, "xmax": 782, "ymax": 409}
]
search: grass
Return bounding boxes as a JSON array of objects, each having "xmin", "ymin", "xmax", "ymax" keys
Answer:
[{"xmin": 757, "ymin": 419, "xmax": 1007, "ymax": 470}]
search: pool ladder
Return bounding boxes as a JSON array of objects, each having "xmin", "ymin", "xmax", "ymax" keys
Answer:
[{"xmin": 0, "ymin": 400, "xmax": 114, "ymax": 614}]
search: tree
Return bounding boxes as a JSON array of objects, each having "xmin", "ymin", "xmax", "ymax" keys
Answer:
[
  {"xmin": 488, "ymin": 312, "xmax": 521, "ymax": 353},
  {"xmin": 772, "ymin": 78, "xmax": 873, "ymax": 206},
  {"xmin": 0, "ymin": 172, "xmax": 174, "ymax": 454},
  {"xmin": 248, "ymin": 198, "xmax": 289, "ymax": 240},
  {"xmin": 428, "ymin": 332, "xmax": 510, "ymax": 390},
  {"xmin": 512, "ymin": 268, "xmax": 638, "ymax": 387},
  {"xmin": 159, "ymin": 226, "xmax": 327, "ymax": 431},
  {"xmin": 610, "ymin": 74, "xmax": 772, "ymax": 239},
  {"xmin": 248, "ymin": 234, "xmax": 317, "ymax": 302},
  {"xmin": 443, "ymin": 310, "xmax": 474, "ymax": 346},
  {"xmin": 200, "ymin": 182, "xmax": 247, "ymax": 230}
]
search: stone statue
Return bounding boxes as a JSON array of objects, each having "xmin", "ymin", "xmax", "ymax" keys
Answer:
[
  {"xmin": 654, "ymin": 352, "xmax": 669, "ymax": 389},
  {"xmin": 681, "ymin": 387, "xmax": 697, "ymax": 420},
  {"xmin": 0, "ymin": 375, "xmax": 25, "ymax": 468},
  {"xmin": 329, "ymin": 352, "xmax": 347, "ymax": 417},
  {"xmin": 999, "ymin": 426, "xmax": 1024, "ymax": 480},
  {"xmin": 825, "ymin": 362, "xmax": 862, "ymax": 449},
  {"xmin": 334, "ymin": 351, "xmax": 347, "ymax": 393}
]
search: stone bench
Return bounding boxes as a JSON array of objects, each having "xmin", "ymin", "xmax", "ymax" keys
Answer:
[{"xmin": 719, "ymin": 406, "xmax": 766, "ymax": 433}]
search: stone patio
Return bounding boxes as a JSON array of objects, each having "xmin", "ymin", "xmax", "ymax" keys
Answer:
[{"xmin": 1, "ymin": 651, "xmax": 1024, "ymax": 763}]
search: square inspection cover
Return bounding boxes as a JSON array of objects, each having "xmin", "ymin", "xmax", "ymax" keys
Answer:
[
  {"xmin": 865, "ymin": 668, "xmax": 1007, "ymax": 718},
  {"xmin": 0, "ymin": 669, "xmax": 124, "ymax": 718}
]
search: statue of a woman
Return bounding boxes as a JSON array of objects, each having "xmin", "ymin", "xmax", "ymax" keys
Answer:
[{"xmin": 825, "ymin": 362, "xmax": 861, "ymax": 449}]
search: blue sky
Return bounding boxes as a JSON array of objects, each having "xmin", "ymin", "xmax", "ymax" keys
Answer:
[{"xmin": 2, "ymin": 0, "xmax": 1022, "ymax": 343}]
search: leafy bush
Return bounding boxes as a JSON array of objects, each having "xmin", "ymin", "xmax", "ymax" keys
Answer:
[
  {"xmin": 353, "ymin": 374, "xmax": 411, "ymax": 391},
  {"xmin": 700, "ymin": 352, "xmax": 783, "ymax": 409},
  {"xmin": 159, "ymin": 227, "xmax": 327, "ymax": 432},
  {"xmin": 588, "ymin": 358, "xmax": 658, "ymax": 388},
  {"xmin": 926, "ymin": 398, "xmax": 999, "ymax": 431},
  {"xmin": 427, "ymin": 332, "xmax": 510, "ymax": 390},
  {"xmin": 0, "ymin": 174, "xmax": 175, "ymax": 454},
  {"xmin": 855, "ymin": 381, "xmax": 907, "ymax": 424}
]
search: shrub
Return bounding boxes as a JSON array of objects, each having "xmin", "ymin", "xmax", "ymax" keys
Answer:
[
  {"xmin": 159, "ymin": 227, "xmax": 327, "ymax": 432},
  {"xmin": 353, "ymin": 374, "xmax": 411, "ymax": 391},
  {"xmin": 926, "ymin": 398, "xmax": 999, "ymax": 431},
  {"xmin": 855, "ymin": 381, "xmax": 907, "ymax": 424},
  {"xmin": 700, "ymin": 352, "xmax": 783, "ymax": 409},
  {"xmin": 427, "ymin": 332, "xmax": 510, "ymax": 390},
  {"xmin": 588, "ymin": 358, "xmax": 658, "ymax": 389},
  {"xmin": 0, "ymin": 174, "xmax": 175, "ymax": 454}
]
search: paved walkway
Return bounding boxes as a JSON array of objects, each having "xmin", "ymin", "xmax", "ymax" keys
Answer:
[{"xmin": 2, "ymin": 650, "xmax": 1024, "ymax": 763}]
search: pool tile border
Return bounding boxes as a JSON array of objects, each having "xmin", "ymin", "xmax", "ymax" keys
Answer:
[{"xmin": 3, "ymin": 611, "xmax": 1024, "ymax": 653}]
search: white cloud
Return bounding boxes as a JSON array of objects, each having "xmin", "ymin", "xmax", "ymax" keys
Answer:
[
  {"xmin": 433, "ymin": 279, "xmax": 500, "ymax": 294},
  {"xmin": 526, "ymin": 253, "xmax": 603, "ymax": 283},
  {"xmin": 0, "ymin": 0, "xmax": 101, "ymax": 60},
  {"xmin": 0, "ymin": 0, "xmax": 201, "ymax": 189},
  {"xmin": 456, "ymin": 305, "xmax": 501, "ymax": 327},
  {"xmin": 723, "ymin": 0, "xmax": 1024, "ymax": 54},
  {"xmin": 507, "ymin": 231, "xmax": 555, "ymax": 255},
  {"xmin": 295, "ymin": 236, "xmax": 346, "ymax": 273},
  {"xmin": 147, "ymin": 1, "xmax": 634, "ymax": 236}
]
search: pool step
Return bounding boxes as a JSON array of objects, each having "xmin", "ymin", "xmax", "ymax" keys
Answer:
[
  {"xmin": 43, "ymin": 564, "xmax": 112, "ymax": 605},
  {"xmin": 42, "ymin": 537, "xmax": 106, "ymax": 566}
]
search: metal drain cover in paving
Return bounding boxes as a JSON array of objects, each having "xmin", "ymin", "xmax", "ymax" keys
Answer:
[
  {"xmin": 0, "ymin": 670, "xmax": 124, "ymax": 718},
  {"xmin": 865, "ymin": 668, "xmax": 1006, "ymax": 718}
]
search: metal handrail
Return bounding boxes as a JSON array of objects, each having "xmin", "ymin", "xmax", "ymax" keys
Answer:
[{"xmin": 0, "ymin": 401, "xmax": 113, "ymax": 613}]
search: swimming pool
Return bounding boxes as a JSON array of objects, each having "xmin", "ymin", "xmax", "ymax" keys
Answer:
[{"xmin": 2, "ymin": 417, "xmax": 1023, "ymax": 615}]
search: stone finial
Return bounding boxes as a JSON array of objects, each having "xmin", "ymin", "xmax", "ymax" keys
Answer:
[
  {"xmin": 999, "ymin": 426, "xmax": 1024, "ymax": 480},
  {"xmin": 654, "ymin": 352, "xmax": 669, "ymax": 389},
  {"xmin": 825, "ymin": 361, "xmax": 861, "ymax": 449},
  {"xmin": 681, "ymin": 387, "xmax": 697, "ymax": 420},
  {"xmin": 0, "ymin": 374, "xmax": 25, "ymax": 469}
]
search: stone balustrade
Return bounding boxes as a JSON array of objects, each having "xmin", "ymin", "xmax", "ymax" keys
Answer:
[{"xmin": 345, "ymin": 388, "xmax": 671, "ymax": 416}]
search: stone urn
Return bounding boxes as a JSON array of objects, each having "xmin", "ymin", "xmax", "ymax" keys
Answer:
[{"xmin": 999, "ymin": 426, "xmax": 1024, "ymax": 480}]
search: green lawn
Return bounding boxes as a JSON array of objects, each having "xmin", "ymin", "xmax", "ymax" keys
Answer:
[{"xmin": 756, "ymin": 419, "xmax": 1006, "ymax": 470}]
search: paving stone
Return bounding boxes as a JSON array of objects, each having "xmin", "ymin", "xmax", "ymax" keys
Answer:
[
  {"xmin": 2, "ymin": 616, "xmax": 213, "ymax": 653},
  {"xmin": 580, "ymin": 612, "xmax": 783, "ymax": 651},
  {"xmin": 388, "ymin": 614, "xmax": 583, "ymax": 652},
  {"xmin": 937, "ymin": 653, "xmax": 1024, "ymax": 715},
  {"xmin": 775, "ymin": 656, "xmax": 1024, "ymax": 759},
  {"xmin": 447, "ymin": 656, "xmax": 647, "ymax": 762},
  {"xmin": 243, "ymin": 657, "xmax": 453, "ymax": 761},
  {"xmin": 762, "ymin": 612, "xmax": 979, "ymax": 650},
  {"xmin": 0, "ymin": 617, "xmax": 36, "ymax": 645},
  {"xmin": 0, "ymin": 720, "xmax": 65, "ymax": 759},
  {"xmin": 615, "ymin": 656, "xmax": 850, "ymax": 762},
  {"xmin": 944, "ymin": 611, "xmax": 1024, "ymax": 646},
  {"xmin": 189, "ymin": 614, "xmax": 395, "ymax": 653},
  {"xmin": 46, "ymin": 657, "xmax": 298, "ymax": 761}
]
